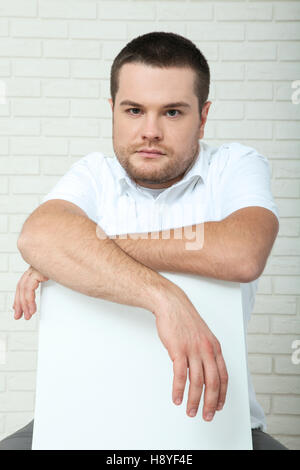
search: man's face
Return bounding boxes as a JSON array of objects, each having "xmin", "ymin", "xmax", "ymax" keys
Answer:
[{"xmin": 108, "ymin": 63, "xmax": 211, "ymax": 189}]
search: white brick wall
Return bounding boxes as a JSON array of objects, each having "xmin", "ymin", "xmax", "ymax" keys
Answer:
[{"xmin": 0, "ymin": 0, "xmax": 299, "ymax": 449}]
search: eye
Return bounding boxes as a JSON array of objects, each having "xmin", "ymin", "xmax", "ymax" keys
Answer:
[{"xmin": 126, "ymin": 108, "xmax": 182, "ymax": 118}]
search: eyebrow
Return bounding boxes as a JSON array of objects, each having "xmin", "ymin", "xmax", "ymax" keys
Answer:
[{"xmin": 119, "ymin": 100, "xmax": 191, "ymax": 109}]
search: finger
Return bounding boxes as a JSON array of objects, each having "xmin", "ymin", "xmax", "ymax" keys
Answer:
[
  {"xmin": 172, "ymin": 356, "xmax": 188, "ymax": 406},
  {"xmin": 19, "ymin": 272, "xmax": 32, "ymax": 320},
  {"xmin": 202, "ymin": 353, "xmax": 220, "ymax": 421},
  {"xmin": 23, "ymin": 273, "xmax": 40, "ymax": 320},
  {"xmin": 215, "ymin": 349, "xmax": 228, "ymax": 411},
  {"xmin": 13, "ymin": 281, "xmax": 23, "ymax": 320},
  {"xmin": 186, "ymin": 355, "xmax": 204, "ymax": 418}
]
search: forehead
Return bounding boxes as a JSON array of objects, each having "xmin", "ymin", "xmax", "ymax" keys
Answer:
[{"xmin": 116, "ymin": 63, "xmax": 196, "ymax": 104}]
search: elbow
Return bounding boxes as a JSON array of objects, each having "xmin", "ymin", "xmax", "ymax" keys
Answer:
[{"xmin": 238, "ymin": 259, "xmax": 263, "ymax": 283}]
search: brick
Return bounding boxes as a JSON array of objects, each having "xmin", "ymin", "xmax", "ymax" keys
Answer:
[
  {"xmin": 278, "ymin": 43, "xmax": 300, "ymax": 61},
  {"xmin": 273, "ymin": 161, "xmax": 300, "ymax": 178},
  {"xmin": 275, "ymin": 356, "xmax": 300, "ymax": 375},
  {"xmin": 70, "ymin": 98, "xmax": 109, "ymax": 118},
  {"xmin": 0, "ymin": 236, "xmax": 19, "ymax": 254},
  {"xmin": 0, "ymin": 349, "xmax": 37, "ymax": 370},
  {"xmin": 69, "ymin": 138, "xmax": 104, "ymax": 156},
  {"xmin": 70, "ymin": 60, "xmax": 108, "ymax": 79},
  {"xmin": 0, "ymin": 195, "xmax": 40, "ymax": 214},
  {"xmin": 40, "ymin": 157, "xmax": 70, "ymax": 175},
  {"xmin": 127, "ymin": 23, "xmax": 185, "ymax": 40},
  {"xmin": 0, "ymin": 157, "xmax": 39, "ymax": 175},
  {"xmin": 0, "ymin": 293, "xmax": 6, "ymax": 311},
  {"xmin": 274, "ymin": 3, "xmax": 300, "ymax": 20},
  {"xmin": 276, "ymin": 199, "xmax": 300, "ymax": 217},
  {"xmin": 42, "ymin": 118, "xmax": 99, "ymax": 137},
  {"xmin": 44, "ymin": 40, "xmax": 100, "ymax": 59},
  {"xmin": 247, "ymin": 334, "xmax": 296, "ymax": 354},
  {"xmin": 5, "ymin": 78, "xmax": 40, "ymax": 97},
  {"xmin": 0, "ymin": 374, "xmax": 5, "ymax": 392},
  {"xmin": 0, "ymin": 391, "xmax": 35, "ymax": 411},
  {"xmin": 220, "ymin": 43, "xmax": 276, "ymax": 61},
  {"xmin": 9, "ymin": 333, "xmax": 38, "ymax": 351},
  {"xmin": 0, "ymin": 177, "xmax": 8, "ymax": 194},
  {"xmin": 0, "ymin": 118, "xmax": 40, "ymax": 135},
  {"xmin": 11, "ymin": 137, "xmax": 68, "ymax": 155},
  {"xmin": 248, "ymin": 355, "xmax": 272, "ymax": 374},
  {"xmin": 266, "ymin": 415, "xmax": 300, "ymax": 435},
  {"xmin": 257, "ymin": 142, "xmax": 300, "ymax": 160},
  {"xmin": 0, "ymin": 60, "xmax": 10, "ymax": 76},
  {"xmin": 0, "ymin": 137, "xmax": 8, "ymax": 155},
  {"xmin": 99, "ymin": 1, "xmax": 156, "ymax": 20},
  {"xmin": 0, "ymin": 19, "xmax": 8, "ymax": 36},
  {"xmin": 43, "ymin": 79, "xmax": 99, "ymax": 98},
  {"xmin": 272, "ymin": 319, "xmax": 300, "ymax": 335},
  {"xmin": 157, "ymin": 2, "xmax": 213, "ymax": 20},
  {"xmin": 0, "ymin": 215, "xmax": 8, "ymax": 233},
  {"xmin": 271, "ymin": 180, "xmax": 300, "ymax": 198},
  {"xmin": 0, "ymin": 0, "xmax": 37, "ymax": 17},
  {"xmin": 273, "ymin": 237, "xmax": 300, "ymax": 256},
  {"xmin": 204, "ymin": 101, "xmax": 244, "ymax": 120},
  {"xmin": 39, "ymin": 0, "xmax": 96, "ymax": 19},
  {"xmin": 7, "ymin": 372, "xmax": 36, "ymax": 391},
  {"xmin": 0, "ymin": 312, "xmax": 38, "ymax": 332},
  {"xmin": 246, "ymin": 102, "xmax": 300, "ymax": 120},
  {"xmin": 69, "ymin": 21, "xmax": 126, "ymax": 40},
  {"xmin": 252, "ymin": 375, "xmax": 300, "ymax": 394},
  {"xmin": 188, "ymin": 23, "xmax": 244, "ymax": 41},
  {"xmin": 13, "ymin": 98, "xmax": 69, "ymax": 117},
  {"xmin": 275, "ymin": 122, "xmax": 300, "ymax": 140},
  {"xmin": 9, "ymin": 253, "xmax": 30, "ymax": 272},
  {"xmin": 247, "ymin": 23, "xmax": 300, "ymax": 41},
  {"xmin": 264, "ymin": 255, "xmax": 300, "ymax": 275},
  {"xmin": 256, "ymin": 395, "xmax": 271, "ymax": 414},
  {"xmin": 0, "ymin": 254, "xmax": 8, "ymax": 271},
  {"xmin": 216, "ymin": 3, "xmax": 272, "ymax": 21},
  {"xmin": 0, "ymin": 39, "xmax": 41, "ymax": 58},
  {"xmin": 247, "ymin": 315, "xmax": 269, "ymax": 334},
  {"xmin": 102, "ymin": 42, "xmax": 127, "ymax": 61},
  {"xmin": 14, "ymin": 59, "xmax": 69, "ymax": 78},
  {"xmin": 12, "ymin": 19, "xmax": 67, "ymax": 38},
  {"xmin": 273, "ymin": 276, "xmax": 300, "ymax": 295},
  {"xmin": 3, "ymin": 413, "xmax": 34, "ymax": 438},
  {"xmin": 246, "ymin": 63, "xmax": 300, "ymax": 81},
  {"xmin": 9, "ymin": 214, "xmax": 30, "ymax": 234},
  {"xmin": 275, "ymin": 81, "xmax": 297, "ymax": 101},
  {"xmin": 278, "ymin": 219, "xmax": 300, "ymax": 237},
  {"xmin": 12, "ymin": 175, "xmax": 62, "ymax": 194},
  {"xmin": 216, "ymin": 121, "xmax": 272, "ymax": 139}
]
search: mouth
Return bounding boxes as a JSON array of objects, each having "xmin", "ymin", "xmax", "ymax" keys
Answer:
[{"xmin": 137, "ymin": 150, "xmax": 165, "ymax": 159}]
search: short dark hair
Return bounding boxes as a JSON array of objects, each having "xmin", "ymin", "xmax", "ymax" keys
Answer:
[{"xmin": 110, "ymin": 32, "xmax": 210, "ymax": 118}]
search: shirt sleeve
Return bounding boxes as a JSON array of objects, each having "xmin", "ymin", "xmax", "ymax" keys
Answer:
[
  {"xmin": 41, "ymin": 154, "xmax": 100, "ymax": 222},
  {"xmin": 218, "ymin": 143, "xmax": 279, "ymax": 221}
]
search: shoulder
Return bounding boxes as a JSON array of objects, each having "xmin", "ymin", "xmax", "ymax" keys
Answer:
[{"xmin": 207, "ymin": 142, "xmax": 270, "ymax": 177}]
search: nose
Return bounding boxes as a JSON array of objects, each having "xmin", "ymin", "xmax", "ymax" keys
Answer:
[{"xmin": 141, "ymin": 116, "xmax": 163, "ymax": 141}]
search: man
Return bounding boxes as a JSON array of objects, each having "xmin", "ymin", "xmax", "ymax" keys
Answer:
[{"xmin": 0, "ymin": 32, "xmax": 287, "ymax": 450}]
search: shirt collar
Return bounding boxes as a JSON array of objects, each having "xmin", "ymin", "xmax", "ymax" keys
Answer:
[{"xmin": 113, "ymin": 140, "xmax": 209, "ymax": 197}]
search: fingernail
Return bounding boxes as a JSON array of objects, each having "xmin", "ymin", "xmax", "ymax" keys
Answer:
[
  {"xmin": 217, "ymin": 403, "xmax": 223, "ymax": 410},
  {"xmin": 175, "ymin": 398, "xmax": 181, "ymax": 405},
  {"xmin": 189, "ymin": 409, "xmax": 197, "ymax": 417},
  {"xmin": 205, "ymin": 412, "xmax": 214, "ymax": 421}
]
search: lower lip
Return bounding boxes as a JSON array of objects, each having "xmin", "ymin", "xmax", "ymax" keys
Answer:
[{"xmin": 138, "ymin": 152, "xmax": 164, "ymax": 158}]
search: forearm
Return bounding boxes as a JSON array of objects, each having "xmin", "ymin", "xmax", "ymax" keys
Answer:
[
  {"xmin": 17, "ymin": 207, "xmax": 172, "ymax": 313},
  {"xmin": 113, "ymin": 218, "xmax": 254, "ymax": 283}
]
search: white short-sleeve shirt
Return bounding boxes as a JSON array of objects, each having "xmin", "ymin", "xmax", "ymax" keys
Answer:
[{"xmin": 42, "ymin": 140, "xmax": 279, "ymax": 431}]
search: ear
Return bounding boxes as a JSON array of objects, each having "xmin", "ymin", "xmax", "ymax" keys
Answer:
[
  {"xmin": 108, "ymin": 98, "xmax": 114, "ymax": 111},
  {"xmin": 198, "ymin": 101, "xmax": 212, "ymax": 140}
]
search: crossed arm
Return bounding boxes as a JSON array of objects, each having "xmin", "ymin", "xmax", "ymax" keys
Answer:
[{"xmin": 112, "ymin": 206, "xmax": 279, "ymax": 283}]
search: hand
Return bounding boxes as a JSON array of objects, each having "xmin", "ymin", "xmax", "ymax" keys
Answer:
[
  {"xmin": 13, "ymin": 266, "xmax": 49, "ymax": 320},
  {"xmin": 153, "ymin": 285, "xmax": 228, "ymax": 421}
]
